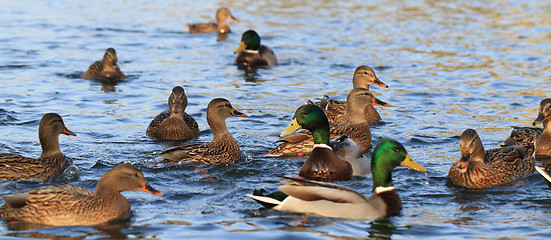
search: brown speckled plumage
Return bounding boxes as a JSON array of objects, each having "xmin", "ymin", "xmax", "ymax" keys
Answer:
[
  {"xmin": 0, "ymin": 164, "xmax": 163, "ymax": 226},
  {"xmin": 0, "ymin": 113, "xmax": 76, "ymax": 182},
  {"xmin": 147, "ymin": 86, "xmax": 200, "ymax": 141},
  {"xmin": 449, "ymin": 129, "xmax": 535, "ymax": 188},
  {"xmin": 82, "ymin": 48, "xmax": 126, "ymax": 80},
  {"xmin": 187, "ymin": 7, "xmax": 238, "ymax": 34},
  {"xmin": 159, "ymin": 98, "xmax": 246, "ymax": 164}
]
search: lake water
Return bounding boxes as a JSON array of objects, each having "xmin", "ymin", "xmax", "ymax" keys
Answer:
[{"xmin": 0, "ymin": 0, "xmax": 550, "ymax": 239}]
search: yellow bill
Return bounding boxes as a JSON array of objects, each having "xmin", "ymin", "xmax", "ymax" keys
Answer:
[
  {"xmin": 234, "ymin": 41, "xmax": 247, "ymax": 54},
  {"xmin": 400, "ymin": 154, "xmax": 427, "ymax": 172},
  {"xmin": 280, "ymin": 118, "xmax": 301, "ymax": 137}
]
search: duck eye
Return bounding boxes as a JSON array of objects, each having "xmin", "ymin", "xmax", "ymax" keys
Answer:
[
  {"xmin": 303, "ymin": 111, "xmax": 309, "ymax": 115},
  {"xmin": 363, "ymin": 71, "xmax": 367, "ymax": 74},
  {"xmin": 392, "ymin": 147, "xmax": 400, "ymax": 152}
]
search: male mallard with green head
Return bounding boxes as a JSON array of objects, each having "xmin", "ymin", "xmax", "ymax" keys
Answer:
[
  {"xmin": 449, "ymin": 129, "xmax": 535, "ymax": 188},
  {"xmin": 234, "ymin": 30, "xmax": 277, "ymax": 66},
  {"xmin": 187, "ymin": 7, "xmax": 238, "ymax": 34},
  {"xmin": 158, "ymin": 98, "xmax": 246, "ymax": 164},
  {"xmin": 248, "ymin": 139, "xmax": 427, "ymax": 219},
  {"xmin": 82, "ymin": 48, "xmax": 126, "ymax": 80},
  {"xmin": 147, "ymin": 86, "xmax": 200, "ymax": 141}
]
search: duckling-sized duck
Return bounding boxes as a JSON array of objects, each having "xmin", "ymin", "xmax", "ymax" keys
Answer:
[
  {"xmin": 234, "ymin": 30, "xmax": 277, "ymax": 66},
  {"xmin": 268, "ymin": 88, "xmax": 383, "ymax": 157},
  {"xmin": 187, "ymin": 7, "xmax": 238, "ymax": 34},
  {"xmin": 449, "ymin": 129, "xmax": 535, "ymax": 188},
  {"xmin": 0, "ymin": 113, "xmax": 76, "ymax": 182},
  {"xmin": 82, "ymin": 48, "xmax": 126, "ymax": 80},
  {"xmin": 158, "ymin": 98, "xmax": 247, "ymax": 164},
  {"xmin": 248, "ymin": 139, "xmax": 427, "ymax": 219},
  {"xmin": 0, "ymin": 164, "xmax": 163, "ymax": 226},
  {"xmin": 308, "ymin": 65, "xmax": 389, "ymax": 126},
  {"xmin": 147, "ymin": 86, "xmax": 200, "ymax": 141},
  {"xmin": 501, "ymin": 98, "xmax": 551, "ymax": 158}
]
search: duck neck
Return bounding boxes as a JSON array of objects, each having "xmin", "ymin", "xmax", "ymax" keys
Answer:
[
  {"xmin": 39, "ymin": 132, "xmax": 62, "ymax": 158},
  {"xmin": 208, "ymin": 115, "xmax": 230, "ymax": 140},
  {"xmin": 347, "ymin": 102, "xmax": 367, "ymax": 124},
  {"xmin": 543, "ymin": 119, "xmax": 551, "ymax": 133},
  {"xmin": 371, "ymin": 151, "xmax": 394, "ymax": 191},
  {"xmin": 311, "ymin": 126, "xmax": 330, "ymax": 145}
]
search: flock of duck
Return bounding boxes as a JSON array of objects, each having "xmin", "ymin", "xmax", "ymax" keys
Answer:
[{"xmin": 1, "ymin": 7, "xmax": 550, "ymax": 227}]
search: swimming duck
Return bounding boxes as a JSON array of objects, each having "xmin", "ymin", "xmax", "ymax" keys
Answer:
[
  {"xmin": 247, "ymin": 139, "xmax": 427, "ymax": 219},
  {"xmin": 449, "ymin": 129, "xmax": 535, "ymax": 188},
  {"xmin": 187, "ymin": 7, "xmax": 238, "ymax": 34},
  {"xmin": 0, "ymin": 113, "xmax": 76, "ymax": 182},
  {"xmin": 147, "ymin": 86, "xmax": 200, "ymax": 141},
  {"xmin": 82, "ymin": 48, "xmax": 126, "ymax": 80},
  {"xmin": 0, "ymin": 163, "xmax": 163, "ymax": 226},
  {"xmin": 234, "ymin": 30, "xmax": 277, "ymax": 66},
  {"xmin": 501, "ymin": 98, "xmax": 551, "ymax": 158},
  {"xmin": 308, "ymin": 65, "xmax": 389, "ymax": 126},
  {"xmin": 158, "ymin": 98, "xmax": 247, "ymax": 164},
  {"xmin": 268, "ymin": 88, "xmax": 382, "ymax": 157}
]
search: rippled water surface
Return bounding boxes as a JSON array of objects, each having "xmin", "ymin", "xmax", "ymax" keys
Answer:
[{"xmin": 1, "ymin": 0, "xmax": 551, "ymax": 239}]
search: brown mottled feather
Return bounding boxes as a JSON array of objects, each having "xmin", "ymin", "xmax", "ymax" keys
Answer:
[
  {"xmin": 82, "ymin": 48, "xmax": 126, "ymax": 80},
  {"xmin": 187, "ymin": 7, "xmax": 237, "ymax": 34}
]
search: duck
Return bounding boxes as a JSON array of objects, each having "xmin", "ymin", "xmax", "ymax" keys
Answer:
[
  {"xmin": 308, "ymin": 65, "xmax": 389, "ymax": 126},
  {"xmin": 0, "ymin": 113, "xmax": 76, "ymax": 182},
  {"xmin": 147, "ymin": 86, "xmax": 200, "ymax": 141},
  {"xmin": 448, "ymin": 129, "xmax": 535, "ymax": 188},
  {"xmin": 187, "ymin": 7, "xmax": 238, "ymax": 34},
  {"xmin": 501, "ymin": 98, "xmax": 551, "ymax": 158},
  {"xmin": 158, "ymin": 98, "xmax": 247, "ymax": 164},
  {"xmin": 82, "ymin": 48, "xmax": 126, "ymax": 80},
  {"xmin": 234, "ymin": 30, "xmax": 277, "ymax": 66},
  {"xmin": 247, "ymin": 139, "xmax": 427, "ymax": 219},
  {"xmin": 330, "ymin": 135, "xmax": 370, "ymax": 176},
  {"xmin": 0, "ymin": 163, "xmax": 163, "ymax": 226},
  {"xmin": 268, "ymin": 88, "xmax": 383, "ymax": 158}
]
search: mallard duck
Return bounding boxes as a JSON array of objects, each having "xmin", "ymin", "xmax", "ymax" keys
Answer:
[
  {"xmin": 158, "ymin": 98, "xmax": 247, "ymax": 164},
  {"xmin": 0, "ymin": 164, "xmax": 163, "ymax": 226},
  {"xmin": 308, "ymin": 65, "xmax": 389, "ymax": 126},
  {"xmin": 268, "ymin": 88, "xmax": 381, "ymax": 157},
  {"xmin": 187, "ymin": 7, "xmax": 238, "ymax": 34},
  {"xmin": 147, "ymin": 86, "xmax": 200, "ymax": 141},
  {"xmin": 501, "ymin": 98, "xmax": 551, "ymax": 158},
  {"xmin": 234, "ymin": 30, "xmax": 277, "ymax": 66},
  {"xmin": 247, "ymin": 139, "xmax": 427, "ymax": 219},
  {"xmin": 449, "ymin": 129, "xmax": 535, "ymax": 188},
  {"xmin": 330, "ymin": 135, "xmax": 370, "ymax": 176},
  {"xmin": 0, "ymin": 113, "xmax": 76, "ymax": 182},
  {"xmin": 82, "ymin": 48, "xmax": 126, "ymax": 80}
]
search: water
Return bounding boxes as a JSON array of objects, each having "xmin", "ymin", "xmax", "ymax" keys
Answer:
[{"xmin": 0, "ymin": 0, "xmax": 550, "ymax": 239}]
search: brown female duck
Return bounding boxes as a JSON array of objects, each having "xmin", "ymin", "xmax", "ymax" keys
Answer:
[
  {"xmin": 449, "ymin": 129, "xmax": 535, "ymax": 188},
  {"xmin": 0, "ymin": 113, "xmax": 76, "ymax": 182},
  {"xmin": 147, "ymin": 86, "xmax": 200, "ymax": 141},
  {"xmin": 82, "ymin": 48, "xmax": 126, "ymax": 80},
  {"xmin": 0, "ymin": 164, "xmax": 163, "ymax": 226},
  {"xmin": 501, "ymin": 98, "xmax": 551, "ymax": 158},
  {"xmin": 234, "ymin": 30, "xmax": 277, "ymax": 66},
  {"xmin": 158, "ymin": 98, "xmax": 247, "ymax": 164},
  {"xmin": 268, "ymin": 88, "xmax": 383, "ymax": 157},
  {"xmin": 308, "ymin": 65, "xmax": 389, "ymax": 126},
  {"xmin": 187, "ymin": 7, "xmax": 238, "ymax": 34}
]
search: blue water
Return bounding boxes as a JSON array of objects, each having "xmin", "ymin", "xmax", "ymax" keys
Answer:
[{"xmin": 0, "ymin": 0, "xmax": 550, "ymax": 239}]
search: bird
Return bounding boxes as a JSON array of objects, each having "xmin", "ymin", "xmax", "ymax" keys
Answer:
[
  {"xmin": 268, "ymin": 88, "xmax": 383, "ymax": 157},
  {"xmin": 0, "ymin": 113, "xmax": 76, "ymax": 182},
  {"xmin": 158, "ymin": 98, "xmax": 247, "ymax": 164},
  {"xmin": 186, "ymin": 7, "xmax": 238, "ymax": 34},
  {"xmin": 330, "ymin": 135, "xmax": 370, "ymax": 176},
  {"xmin": 0, "ymin": 164, "xmax": 163, "ymax": 226},
  {"xmin": 448, "ymin": 129, "xmax": 535, "ymax": 188},
  {"xmin": 146, "ymin": 86, "xmax": 200, "ymax": 141},
  {"xmin": 82, "ymin": 48, "xmax": 126, "ymax": 80},
  {"xmin": 501, "ymin": 98, "xmax": 551, "ymax": 158},
  {"xmin": 234, "ymin": 30, "xmax": 277, "ymax": 66},
  {"xmin": 247, "ymin": 139, "xmax": 427, "ymax": 219},
  {"xmin": 308, "ymin": 65, "xmax": 389, "ymax": 126}
]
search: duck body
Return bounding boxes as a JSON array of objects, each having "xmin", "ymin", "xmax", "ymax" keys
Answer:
[
  {"xmin": 449, "ymin": 129, "xmax": 535, "ymax": 188},
  {"xmin": 0, "ymin": 164, "xmax": 163, "ymax": 226},
  {"xmin": 187, "ymin": 7, "xmax": 237, "ymax": 34},
  {"xmin": 82, "ymin": 48, "xmax": 126, "ymax": 80},
  {"xmin": 234, "ymin": 30, "xmax": 277, "ymax": 66},
  {"xmin": 159, "ymin": 98, "xmax": 246, "ymax": 164},
  {"xmin": 0, "ymin": 113, "xmax": 76, "ymax": 182},
  {"xmin": 147, "ymin": 86, "xmax": 200, "ymax": 141}
]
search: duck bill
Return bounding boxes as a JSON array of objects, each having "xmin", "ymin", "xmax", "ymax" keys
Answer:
[
  {"xmin": 373, "ymin": 98, "xmax": 390, "ymax": 107},
  {"xmin": 400, "ymin": 154, "xmax": 427, "ymax": 172},
  {"xmin": 533, "ymin": 113, "xmax": 545, "ymax": 126},
  {"xmin": 457, "ymin": 155, "xmax": 470, "ymax": 173},
  {"xmin": 141, "ymin": 182, "xmax": 164, "ymax": 197},
  {"xmin": 231, "ymin": 109, "xmax": 247, "ymax": 117},
  {"xmin": 234, "ymin": 41, "xmax": 246, "ymax": 54},
  {"xmin": 62, "ymin": 128, "xmax": 77, "ymax": 136},
  {"xmin": 230, "ymin": 15, "xmax": 238, "ymax": 22},
  {"xmin": 280, "ymin": 118, "xmax": 301, "ymax": 137},
  {"xmin": 171, "ymin": 103, "xmax": 181, "ymax": 115},
  {"xmin": 373, "ymin": 78, "xmax": 388, "ymax": 88}
]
